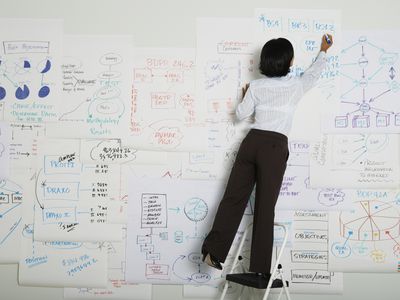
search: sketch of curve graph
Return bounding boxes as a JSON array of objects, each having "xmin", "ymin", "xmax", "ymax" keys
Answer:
[
  {"xmin": 59, "ymin": 53, "xmax": 125, "ymax": 122},
  {"xmin": 335, "ymin": 35, "xmax": 400, "ymax": 131}
]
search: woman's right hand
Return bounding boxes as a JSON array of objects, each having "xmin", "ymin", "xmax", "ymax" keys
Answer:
[{"xmin": 320, "ymin": 34, "xmax": 333, "ymax": 52}]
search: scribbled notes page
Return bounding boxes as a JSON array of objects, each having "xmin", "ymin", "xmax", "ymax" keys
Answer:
[{"xmin": 46, "ymin": 35, "xmax": 134, "ymax": 138}]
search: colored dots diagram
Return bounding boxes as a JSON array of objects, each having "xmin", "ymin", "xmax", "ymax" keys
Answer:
[
  {"xmin": 329, "ymin": 191, "xmax": 400, "ymax": 272},
  {"xmin": 0, "ymin": 47, "xmax": 53, "ymax": 101},
  {"xmin": 324, "ymin": 31, "xmax": 400, "ymax": 132},
  {"xmin": 0, "ymin": 19, "xmax": 62, "ymax": 122}
]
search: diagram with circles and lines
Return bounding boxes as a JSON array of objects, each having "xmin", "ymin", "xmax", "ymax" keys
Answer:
[
  {"xmin": 0, "ymin": 56, "xmax": 53, "ymax": 101},
  {"xmin": 184, "ymin": 197, "xmax": 208, "ymax": 222},
  {"xmin": 339, "ymin": 200, "xmax": 400, "ymax": 242},
  {"xmin": 332, "ymin": 134, "xmax": 389, "ymax": 167},
  {"xmin": 331, "ymin": 198, "xmax": 400, "ymax": 263},
  {"xmin": 59, "ymin": 53, "xmax": 125, "ymax": 122},
  {"xmin": 331, "ymin": 34, "xmax": 400, "ymax": 132}
]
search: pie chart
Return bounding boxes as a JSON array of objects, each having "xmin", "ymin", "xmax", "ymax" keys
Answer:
[
  {"xmin": 15, "ymin": 85, "xmax": 30, "ymax": 100},
  {"xmin": 38, "ymin": 59, "xmax": 51, "ymax": 74},
  {"xmin": 0, "ymin": 86, "xmax": 6, "ymax": 100},
  {"xmin": 339, "ymin": 200, "xmax": 400, "ymax": 241},
  {"xmin": 184, "ymin": 197, "xmax": 208, "ymax": 222},
  {"xmin": 15, "ymin": 60, "xmax": 30, "ymax": 74},
  {"xmin": 38, "ymin": 85, "xmax": 50, "ymax": 98}
]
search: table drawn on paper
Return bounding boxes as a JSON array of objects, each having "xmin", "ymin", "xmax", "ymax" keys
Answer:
[{"xmin": 277, "ymin": 211, "xmax": 342, "ymax": 289}]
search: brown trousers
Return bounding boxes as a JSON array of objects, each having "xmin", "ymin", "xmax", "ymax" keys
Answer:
[{"xmin": 202, "ymin": 129, "xmax": 288, "ymax": 273}]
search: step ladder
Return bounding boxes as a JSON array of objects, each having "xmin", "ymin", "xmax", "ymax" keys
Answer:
[{"xmin": 219, "ymin": 222, "xmax": 292, "ymax": 300}]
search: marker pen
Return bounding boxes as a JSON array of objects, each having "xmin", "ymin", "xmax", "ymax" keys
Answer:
[{"xmin": 324, "ymin": 34, "xmax": 332, "ymax": 45}]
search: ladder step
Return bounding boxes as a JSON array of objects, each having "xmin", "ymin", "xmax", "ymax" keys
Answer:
[{"xmin": 226, "ymin": 273, "xmax": 288, "ymax": 289}]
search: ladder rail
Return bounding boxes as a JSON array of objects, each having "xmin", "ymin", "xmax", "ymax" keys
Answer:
[
  {"xmin": 263, "ymin": 222, "xmax": 291, "ymax": 300},
  {"xmin": 219, "ymin": 222, "xmax": 253, "ymax": 300},
  {"xmin": 219, "ymin": 222, "xmax": 291, "ymax": 300}
]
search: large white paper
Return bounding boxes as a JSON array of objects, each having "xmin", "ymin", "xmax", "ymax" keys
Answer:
[
  {"xmin": 33, "ymin": 138, "xmax": 124, "ymax": 242},
  {"xmin": 125, "ymin": 177, "xmax": 256, "ymax": 286},
  {"xmin": 19, "ymin": 171, "xmax": 108, "ymax": 287},
  {"xmin": 322, "ymin": 31, "xmax": 400, "ymax": 133},
  {"xmin": 0, "ymin": 122, "xmax": 10, "ymax": 178},
  {"xmin": 126, "ymin": 48, "xmax": 206, "ymax": 151},
  {"xmin": 276, "ymin": 140, "xmax": 352, "ymax": 211},
  {"xmin": 254, "ymin": 9, "xmax": 341, "ymax": 140},
  {"xmin": 329, "ymin": 190, "xmax": 400, "ymax": 272},
  {"xmin": 64, "ymin": 227, "xmax": 152, "ymax": 299},
  {"xmin": 0, "ymin": 18, "xmax": 63, "ymax": 122},
  {"xmin": 46, "ymin": 35, "xmax": 134, "ymax": 138},
  {"xmin": 180, "ymin": 18, "xmax": 259, "ymax": 181},
  {"xmin": 310, "ymin": 134, "xmax": 400, "ymax": 188},
  {"xmin": 126, "ymin": 178, "xmax": 224, "ymax": 285},
  {"xmin": 197, "ymin": 18, "xmax": 256, "ymax": 151}
]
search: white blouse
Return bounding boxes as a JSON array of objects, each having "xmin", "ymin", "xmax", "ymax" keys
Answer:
[{"xmin": 236, "ymin": 51, "xmax": 327, "ymax": 136}]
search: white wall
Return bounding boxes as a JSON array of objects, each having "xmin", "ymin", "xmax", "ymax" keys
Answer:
[{"xmin": 1, "ymin": 0, "xmax": 400, "ymax": 299}]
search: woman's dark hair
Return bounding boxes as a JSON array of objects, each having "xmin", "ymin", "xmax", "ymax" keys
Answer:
[{"xmin": 259, "ymin": 38, "xmax": 294, "ymax": 77}]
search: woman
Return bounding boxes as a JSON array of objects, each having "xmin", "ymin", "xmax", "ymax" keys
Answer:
[{"xmin": 201, "ymin": 34, "xmax": 333, "ymax": 288}]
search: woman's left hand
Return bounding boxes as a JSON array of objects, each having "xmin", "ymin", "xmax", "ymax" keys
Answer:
[{"xmin": 241, "ymin": 83, "xmax": 250, "ymax": 100}]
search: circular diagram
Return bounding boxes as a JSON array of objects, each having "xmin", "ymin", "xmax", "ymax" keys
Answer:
[
  {"xmin": 339, "ymin": 200, "xmax": 400, "ymax": 241},
  {"xmin": 37, "ymin": 59, "xmax": 51, "ymax": 74},
  {"xmin": 0, "ymin": 86, "xmax": 6, "ymax": 100},
  {"xmin": 184, "ymin": 197, "xmax": 208, "ymax": 222},
  {"xmin": 364, "ymin": 134, "xmax": 389, "ymax": 152},
  {"xmin": 38, "ymin": 85, "xmax": 50, "ymax": 98},
  {"xmin": 15, "ymin": 84, "xmax": 29, "ymax": 100}
]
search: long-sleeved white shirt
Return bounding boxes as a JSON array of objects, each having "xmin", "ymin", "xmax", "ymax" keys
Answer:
[{"xmin": 236, "ymin": 51, "xmax": 327, "ymax": 136}]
